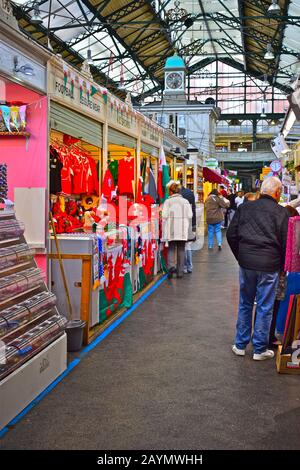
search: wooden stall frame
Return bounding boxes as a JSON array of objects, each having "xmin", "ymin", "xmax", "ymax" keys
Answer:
[{"xmin": 49, "ymin": 253, "xmax": 92, "ymax": 346}]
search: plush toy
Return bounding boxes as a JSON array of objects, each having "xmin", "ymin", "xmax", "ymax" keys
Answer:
[{"xmin": 52, "ymin": 198, "xmax": 83, "ymax": 234}]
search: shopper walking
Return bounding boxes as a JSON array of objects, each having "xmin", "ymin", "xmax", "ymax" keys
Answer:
[
  {"xmin": 162, "ymin": 182, "xmax": 193, "ymax": 279},
  {"xmin": 224, "ymin": 188, "xmax": 236, "ymax": 227},
  {"xmin": 205, "ymin": 189, "xmax": 229, "ymax": 250},
  {"xmin": 227, "ymin": 177, "xmax": 289, "ymax": 360},
  {"xmin": 181, "ymin": 185, "xmax": 197, "ymax": 273},
  {"xmin": 226, "ymin": 189, "xmax": 237, "ymax": 226},
  {"xmin": 235, "ymin": 190, "xmax": 244, "ymax": 208}
]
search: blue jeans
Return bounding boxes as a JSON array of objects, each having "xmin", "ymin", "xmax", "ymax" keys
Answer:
[
  {"xmin": 235, "ymin": 268, "xmax": 279, "ymax": 354},
  {"xmin": 208, "ymin": 222, "xmax": 222, "ymax": 248},
  {"xmin": 184, "ymin": 249, "xmax": 193, "ymax": 272}
]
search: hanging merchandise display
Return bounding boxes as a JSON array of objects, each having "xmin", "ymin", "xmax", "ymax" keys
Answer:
[
  {"xmin": 0, "ymin": 105, "xmax": 27, "ymax": 133},
  {"xmin": 108, "ymin": 159, "xmax": 119, "ymax": 186},
  {"xmin": 49, "ymin": 147, "xmax": 63, "ymax": 194},
  {"xmin": 49, "ymin": 134, "xmax": 101, "ymax": 235},
  {"xmin": 49, "ymin": 142, "xmax": 99, "ymax": 197},
  {"xmin": 117, "ymin": 152, "xmax": 135, "ymax": 196},
  {"xmin": 99, "ymin": 229, "xmax": 133, "ymax": 323},
  {"xmin": 284, "ymin": 216, "xmax": 300, "ymax": 273}
]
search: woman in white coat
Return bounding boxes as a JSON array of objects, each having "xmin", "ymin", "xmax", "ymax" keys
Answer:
[{"xmin": 162, "ymin": 182, "xmax": 193, "ymax": 279}]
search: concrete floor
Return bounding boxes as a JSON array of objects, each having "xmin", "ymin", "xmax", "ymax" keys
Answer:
[{"xmin": 1, "ymin": 240, "xmax": 300, "ymax": 450}]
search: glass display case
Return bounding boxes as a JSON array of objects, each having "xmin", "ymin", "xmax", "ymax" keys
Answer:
[{"xmin": 0, "ymin": 211, "xmax": 66, "ymax": 381}]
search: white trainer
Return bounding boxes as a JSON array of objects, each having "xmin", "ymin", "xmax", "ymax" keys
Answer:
[
  {"xmin": 253, "ymin": 350, "xmax": 275, "ymax": 361},
  {"xmin": 232, "ymin": 345, "xmax": 246, "ymax": 356}
]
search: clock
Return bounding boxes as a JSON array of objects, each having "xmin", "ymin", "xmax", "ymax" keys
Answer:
[
  {"xmin": 165, "ymin": 72, "xmax": 183, "ymax": 90},
  {"xmin": 270, "ymin": 160, "xmax": 282, "ymax": 174}
]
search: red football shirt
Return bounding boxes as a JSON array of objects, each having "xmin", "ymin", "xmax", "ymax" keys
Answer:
[{"xmin": 118, "ymin": 158, "xmax": 134, "ymax": 195}]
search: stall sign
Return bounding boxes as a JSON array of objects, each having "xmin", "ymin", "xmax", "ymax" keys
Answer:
[
  {"xmin": 48, "ymin": 60, "xmax": 105, "ymax": 121},
  {"xmin": 108, "ymin": 96, "xmax": 137, "ymax": 132},
  {"xmin": 141, "ymin": 123, "xmax": 160, "ymax": 144},
  {"xmin": 204, "ymin": 158, "xmax": 218, "ymax": 169}
]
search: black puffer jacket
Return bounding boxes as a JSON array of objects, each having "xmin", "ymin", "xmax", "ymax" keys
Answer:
[
  {"xmin": 226, "ymin": 194, "xmax": 289, "ymax": 272},
  {"xmin": 181, "ymin": 186, "xmax": 196, "ymax": 229}
]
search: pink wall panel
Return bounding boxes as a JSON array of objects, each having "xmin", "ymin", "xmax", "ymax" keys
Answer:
[
  {"xmin": 0, "ymin": 81, "xmax": 48, "ymax": 278},
  {"xmin": 0, "ymin": 89, "xmax": 48, "ymax": 201}
]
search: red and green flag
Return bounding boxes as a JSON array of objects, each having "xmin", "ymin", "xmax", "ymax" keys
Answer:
[{"xmin": 157, "ymin": 146, "xmax": 170, "ymax": 203}]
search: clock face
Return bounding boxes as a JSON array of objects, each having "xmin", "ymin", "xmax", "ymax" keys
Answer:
[
  {"xmin": 166, "ymin": 72, "xmax": 183, "ymax": 90},
  {"xmin": 270, "ymin": 160, "xmax": 282, "ymax": 173}
]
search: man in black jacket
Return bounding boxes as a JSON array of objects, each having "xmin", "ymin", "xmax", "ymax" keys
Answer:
[
  {"xmin": 227, "ymin": 177, "xmax": 289, "ymax": 361},
  {"xmin": 181, "ymin": 186, "xmax": 196, "ymax": 273},
  {"xmin": 225, "ymin": 189, "xmax": 237, "ymax": 227}
]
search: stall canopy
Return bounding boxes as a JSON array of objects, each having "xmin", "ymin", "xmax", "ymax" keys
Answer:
[{"xmin": 203, "ymin": 167, "xmax": 229, "ymax": 186}]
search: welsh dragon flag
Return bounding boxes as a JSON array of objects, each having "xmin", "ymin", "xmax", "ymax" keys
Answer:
[{"xmin": 157, "ymin": 146, "xmax": 170, "ymax": 203}]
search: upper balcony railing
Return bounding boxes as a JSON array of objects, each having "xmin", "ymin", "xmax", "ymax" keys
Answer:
[
  {"xmin": 216, "ymin": 124, "xmax": 280, "ymax": 136},
  {"xmin": 215, "ymin": 151, "xmax": 274, "ymax": 162}
]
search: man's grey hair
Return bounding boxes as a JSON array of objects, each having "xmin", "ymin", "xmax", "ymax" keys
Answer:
[{"xmin": 260, "ymin": 176, "xmax": 282, "ymax": 195}]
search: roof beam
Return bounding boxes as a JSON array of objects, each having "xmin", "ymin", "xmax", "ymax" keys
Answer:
[
  {"xmin": 273, "ymin": 0, "xmax": 291, "ymax": 87},
  {"xmin": 80, "ymin": 0, "xmax": 171, "ymax": 85},
  {"xmin": 198, "ymin": 0, "xmax": 218, "ymax": 58},
  {"xmin": 12, "ymin": 3, "xmax": 124, "ymax": 96},
  {"xmin": 219, "ymin": 57, "xmax": 293, "ymax": 94},
  {"xmin": 203, "ymin": 12, "xmax": 299, "ymax": 58}
]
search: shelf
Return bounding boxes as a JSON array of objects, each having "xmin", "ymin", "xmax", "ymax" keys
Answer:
[
  {"xmin": 0, "ymin": 308, "xmax": 54, "ymax": 343},
  {"xmin": 0, "ymin": 286, "xmax": 41, "ymax": 309},
  {"xmin": 0, "ymin": 238, "xmax": 20, "ymax": 247},
  {"xmin": 0, "ymin": 132, "xmax": 30, "ymax": 137},
  {"xmin": 0, "ymin": 261, "xmax": 32, "ymax": 277}
]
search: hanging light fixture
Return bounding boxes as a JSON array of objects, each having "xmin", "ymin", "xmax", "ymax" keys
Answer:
[
  {"xmin": 268, "ymin": 0, "xmax": 281, "ymax": 15},
  {"xmin": 260, "ymin": 94, "xmax": 268, "ymax": 118},
  {"xmin": 31, "ymin": 4, "xmax": 43, "ymax": 24},
  {"xmin": 263, "ymin": 74, "xmax": 269, "ymax": 87},
  {"xmin": 87, "ymin": 32, "xmax": 94, "ymax": 66},
  {"xmin": 87, "ymin": 49, "xmax": 94, "ymax": 66},
  {"xmin": 264, "ymin": 43, "xmax": 275, "ymax": 60},
  {"xmin": 260, "ymin": 110, "xmax": 267, "ymax": 118},
  {"xmin": 13, "ymin": 57, "xmax": 34, "ymax": 76}
]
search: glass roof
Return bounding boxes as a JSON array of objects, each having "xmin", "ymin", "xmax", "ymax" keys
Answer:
[
  {"xmin": 13, "ymin": 0, "xmax": 158, "ymax": 95},
  {"xmin": 12, "ymin": 0, "xmax": 300, "ymax": 101}
]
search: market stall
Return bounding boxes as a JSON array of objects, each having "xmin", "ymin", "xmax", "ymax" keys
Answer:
[
  {"xmin": 47, "ymin": 57, "xmax": 173, "ymax": 345},
  {"xmin": 48, "ymin": 57, "xmax": 107, "ymax": 234},
  {"xmin": 203, "ymin": 166, "xmax": 229, "ymax": 200}
]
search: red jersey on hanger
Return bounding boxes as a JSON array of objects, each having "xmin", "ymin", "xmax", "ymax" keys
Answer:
[
  {"xmin": 118, "ymin": 158, "xmax": 134, "ymax": 195},
  {"xmin": 102, "ymin": 168, "xmax": 115, "ymax": 202},
  {"xmin": 72, "ymin": 153, "xmax": 92, "ymax": 194},
  {"xmin": 87, "ymin": 156, "xmax": 99, "ymax": 195},
  {"xmin": 59, "ymin": 149, "xmax": 73, "ymax": 195}
]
